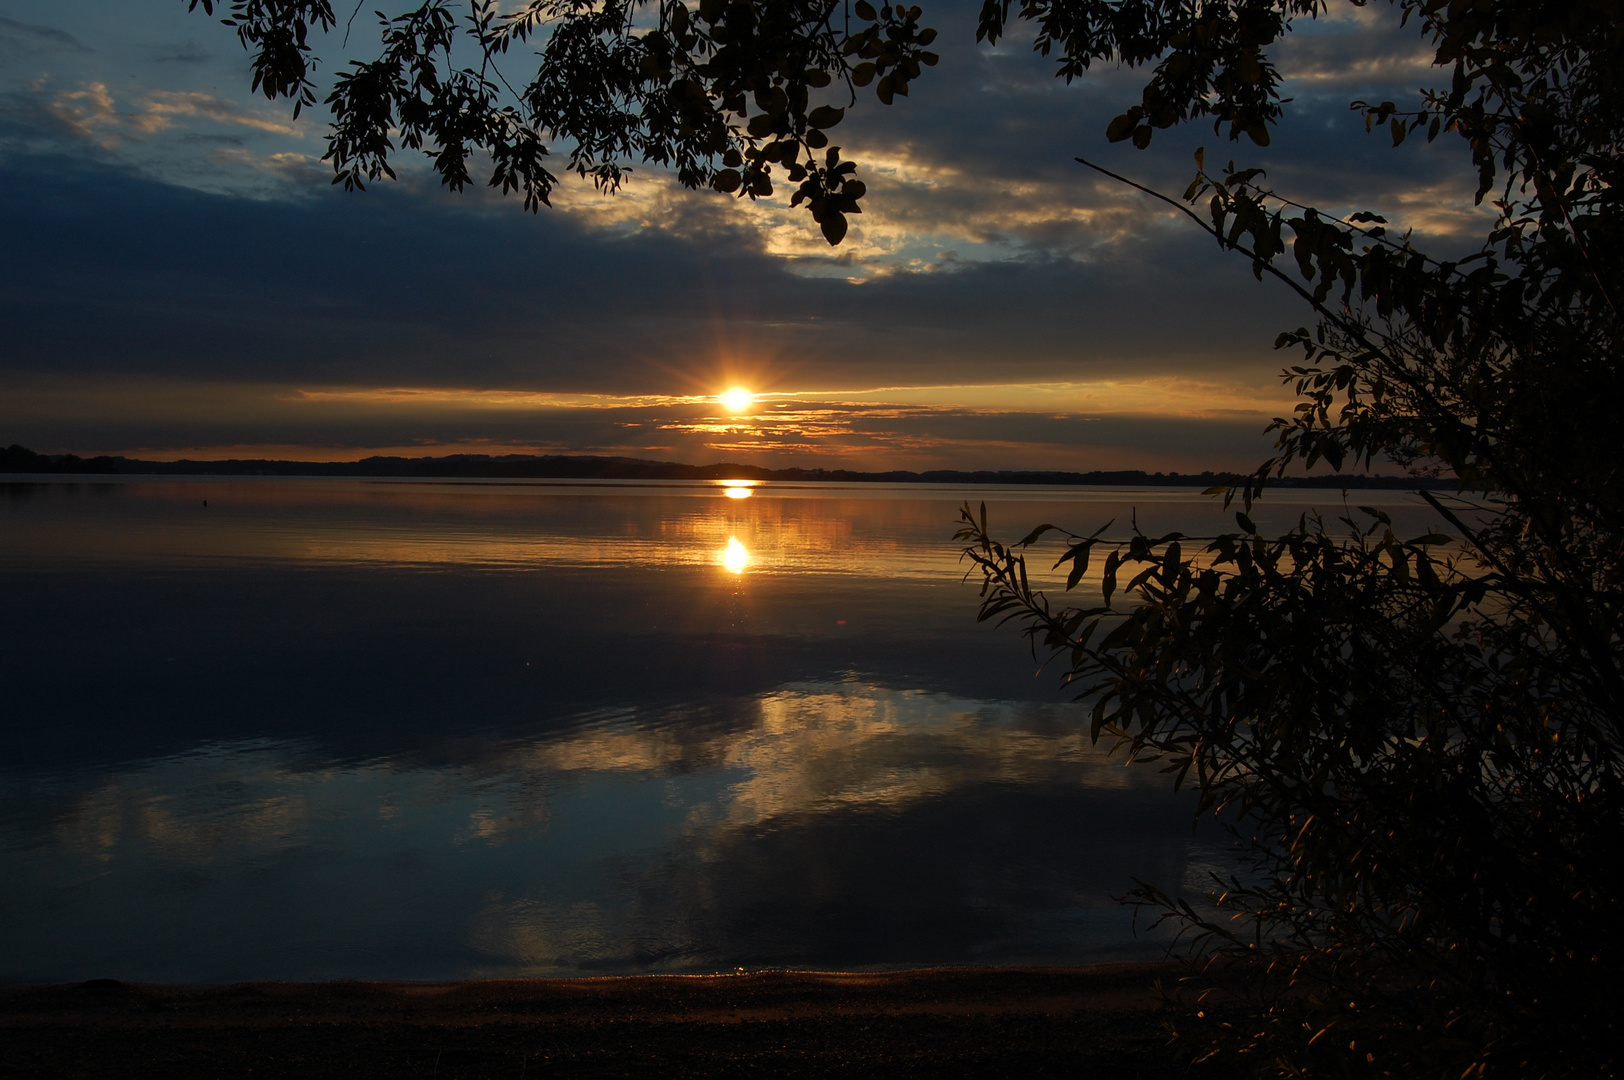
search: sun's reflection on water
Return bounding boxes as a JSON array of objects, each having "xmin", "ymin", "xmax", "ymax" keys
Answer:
[
  {"xmin": 722, "ymin": 536, "xmax": 750, "ymax": 573},
  {"xmin": 3, "ymin": 479, "xmax": 1441, "ymax": 584}
]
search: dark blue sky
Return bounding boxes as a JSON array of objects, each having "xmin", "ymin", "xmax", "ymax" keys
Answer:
[{"xmin": 0, "ymin": 0, "xmax": 1483, "ymax": 469}]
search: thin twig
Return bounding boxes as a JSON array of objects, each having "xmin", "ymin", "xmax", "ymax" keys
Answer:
[{"xmin": 343, "ymin": 0, "xmax": 365, "ymax": 47}]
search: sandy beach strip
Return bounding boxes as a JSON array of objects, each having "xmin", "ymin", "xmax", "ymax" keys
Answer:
[{"xmin": 0, "ymin": 963, "xmax": 1211, "ymax": 1078}]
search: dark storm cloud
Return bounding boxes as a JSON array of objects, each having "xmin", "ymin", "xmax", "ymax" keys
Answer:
[{"xmin": 0, "ymin": 149, "xmax": 1304, "ymax": 392}]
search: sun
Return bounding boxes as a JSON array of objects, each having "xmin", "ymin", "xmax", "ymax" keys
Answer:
[{"xmin": 720, "ymin": 387, "xmax": 754, "ymax": 412}]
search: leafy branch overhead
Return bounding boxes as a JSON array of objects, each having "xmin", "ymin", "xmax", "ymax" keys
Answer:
[
  {"xmin": 181, "ymin": 0, "xmax": 1405, "ymax": 244},
  {"xmin": 188, "ymin": 0, "xmax": 1623, "ymax": 259},
  {"xmin": 188, "ymin": 0, "xmax": 940, "ymax": 244}
]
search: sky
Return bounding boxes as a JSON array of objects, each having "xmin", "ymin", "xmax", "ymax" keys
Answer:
[{"xmin": 0, "ymin": 0, "xmax": 1488, "ymax": 471}]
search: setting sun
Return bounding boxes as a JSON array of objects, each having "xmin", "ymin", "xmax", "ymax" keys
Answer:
[{"xmin": 720, "ymin": 387, "xmax": 754, "ymax": 412}]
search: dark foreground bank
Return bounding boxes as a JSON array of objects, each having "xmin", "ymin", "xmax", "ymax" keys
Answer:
[{"xmin": 0, "ymin": 964, "xmax": 1230, "ymax": 1079}]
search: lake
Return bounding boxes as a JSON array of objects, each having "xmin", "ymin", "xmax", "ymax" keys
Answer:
[{"xmin": 0, "ymin": 477, "xmax": 1438, "ymax": 983}]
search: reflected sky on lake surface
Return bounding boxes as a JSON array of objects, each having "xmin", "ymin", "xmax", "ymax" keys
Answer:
[{"xmin": 0, "ymin": 479, "xmax": 1440, "ymax": 982}]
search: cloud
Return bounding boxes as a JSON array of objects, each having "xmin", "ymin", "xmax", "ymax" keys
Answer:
[
  {"xmin": 0, "ymin": 150, "xmax": 1303, "ymax": 370},
  {"xmin": 1, "ymin": 79, "xmax": 305, "ymax": 167},
  {"xmin": 151, "ymin": 39, "xmax": 213, "ymax": 64},
  {"xmin": 1275, "ymin": 10, "xmax": 1440, "ymax": 92},
  {"xmin": 137, "ymin": 89, "xmax": 302, "ymax": 135},
  {"xmin": 0, "ymin": 370, "xmax": 1282, "ymax": 471},
  {"xmin": 0, "ymin": 14, "xmax": 90, "ymax": 55},
  {"xmin": 33, "ymin": 80, "xmax": 123, "ymax": 147}
]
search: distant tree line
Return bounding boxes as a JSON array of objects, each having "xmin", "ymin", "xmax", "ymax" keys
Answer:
[
  {"xmin": 1, "ymin": 444, "xmax": 118, "ymax": 474},
  {"xmin": 1, "ymin": 444, "xmax": 1445, "ymax": 488}
]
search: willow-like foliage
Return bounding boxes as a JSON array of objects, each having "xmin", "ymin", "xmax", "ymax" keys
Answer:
[
  {"xmin": 956, "ymin": 3, "xmax": 1622, "ymax": 1071},
  {"xmin": 187, "ymin": 0, "xmax": 940, "ymax": 242},
  {"xmin": 958, "ymin": 487, "xmax": 1621, "ymax": 1075}
]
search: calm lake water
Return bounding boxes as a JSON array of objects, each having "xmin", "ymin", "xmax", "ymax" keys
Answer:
[{"xmin": 0, "ymin": 478, "xmax": 1439, "ymax": 983}]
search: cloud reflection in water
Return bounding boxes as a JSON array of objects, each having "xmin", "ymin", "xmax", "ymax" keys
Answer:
[{"xmin": 3, "ymin": 680, "xmax": 1200, "ymax": 981}]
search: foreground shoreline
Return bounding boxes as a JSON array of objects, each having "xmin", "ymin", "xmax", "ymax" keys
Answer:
[{"xmin": 1, "ymin": 963, "xmax": 1212, "ymax": 1078}]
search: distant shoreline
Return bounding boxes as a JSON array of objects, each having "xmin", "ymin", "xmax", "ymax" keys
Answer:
[{"xmin": 2, "ymin": 443, "xmax": 1452, "ymax": 489}]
